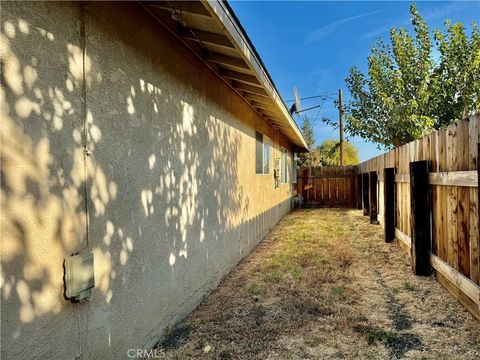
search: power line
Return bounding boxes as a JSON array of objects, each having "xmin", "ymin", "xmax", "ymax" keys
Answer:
[
  {"xmin": 312, "ymin": 98, "xmax": 325, "ymax": 123},
  {"xmin": 286, "ymin": 93, "xmax": 335, "ymax": 102}
]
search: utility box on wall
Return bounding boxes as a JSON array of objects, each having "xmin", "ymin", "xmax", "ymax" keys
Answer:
[
  {"xmin": 274, "ymin": 158, "xmax": 281, "ymax": 188},
  {"xmin": 64, "ymin": 251, "xmax": 95, "ymax": 301}
]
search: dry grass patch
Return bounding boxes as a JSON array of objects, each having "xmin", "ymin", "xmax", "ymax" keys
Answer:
[{"xmin": 153, "ymin": 209, "xmax": 480, "ymax": 359}]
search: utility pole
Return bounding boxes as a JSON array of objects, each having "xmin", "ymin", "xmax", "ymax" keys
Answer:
[{"xmin": 339, "ymin": 88, "xmax": 344, "ymax": 166}]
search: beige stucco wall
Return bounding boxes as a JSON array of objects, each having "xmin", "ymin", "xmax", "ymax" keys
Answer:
[{"xmin": 1, "ymin": 2, "xmax": 294, "ymax": 359}]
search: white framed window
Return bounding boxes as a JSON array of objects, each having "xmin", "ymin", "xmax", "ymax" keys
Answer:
[
  {"xmin": 281, "ymin": 147, "xmax": 288, "ymax": 183},
  {"xmin": 255, "ymin": 131, "xmax": 270, "ymax": 175}
]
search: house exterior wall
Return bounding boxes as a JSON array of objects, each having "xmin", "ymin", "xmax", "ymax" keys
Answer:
[{"xmin": 1, "ymin": 2, "xmax": 295, "ymax": 359}]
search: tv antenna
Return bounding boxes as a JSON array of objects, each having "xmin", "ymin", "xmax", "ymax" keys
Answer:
[{"xmin": 288, "ymin": 87, "xmax": 323, "ymax": 115}]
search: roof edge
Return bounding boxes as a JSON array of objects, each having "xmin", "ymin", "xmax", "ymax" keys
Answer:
[{"xmin": 202, "ymin": 0, "xmax": 309, "ymax": 151}]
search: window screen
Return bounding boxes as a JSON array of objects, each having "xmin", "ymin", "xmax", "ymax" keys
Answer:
[
  {"xmin": 255, "ymin": 132, "xmax": 271, "ymax": 175},
  {"xmin": 263, "ymin": 142, "xmax": 270, "ymax": 174},
  {"xmin": 255, "ymin": 132, "xmax": 263, "ymax": 174}
]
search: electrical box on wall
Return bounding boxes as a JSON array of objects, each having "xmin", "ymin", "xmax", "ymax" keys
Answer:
[
  {"xmin": 64, "ymin": 251, "xmax": 95, "ymax": 301},
  {"xmin": 274, "ymin": 158, "xmax": 281, "ymax": 188}
]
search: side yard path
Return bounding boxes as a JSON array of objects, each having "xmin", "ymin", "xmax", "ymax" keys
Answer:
[{"xmin": 155, "ymin": 209, "xmax": 480, "ymax": 359}]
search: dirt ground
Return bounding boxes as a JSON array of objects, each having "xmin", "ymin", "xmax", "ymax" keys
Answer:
[{"xmin": 154, "ymin": 209, "xmax": 480, "ymax": 360}]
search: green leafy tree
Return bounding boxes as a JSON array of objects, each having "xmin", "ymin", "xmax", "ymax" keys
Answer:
[
  {"xmin": 337, "ymin": 4, "xmax": 480, "ymax": 148},
  {"xmin": 317, "ymin": 140, "xmax": 359, "ymax": 166},
  {"xmin": 297, "ymin": 116, "xmax": 320, "ymax": 166},
  {"xmin": 433, "ymin": 21, "xmax": 480, "ymax": 127}
]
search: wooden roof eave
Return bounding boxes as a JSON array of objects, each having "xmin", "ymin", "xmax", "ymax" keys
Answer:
[{"xmin": 140, "ymin": 0, "xmax": 309, "ymax": 152}]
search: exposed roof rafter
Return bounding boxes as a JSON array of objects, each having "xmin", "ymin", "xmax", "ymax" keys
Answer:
[
  {"xmin": 204, "ymin": 52, "xmax": 249, "ymax": 71},
  {"xmin": 140, "ymin": 0, "xmax": 308, "ymax": 151},
  {"xmin": 257, "ymin": 109, "xmax": 281, "ymax": 118},
  {"xmin": 232, "ymin": 81, "xmax": 269, "ymax": 97},
  {"xmin": 243, "ymin": 92, "xmax": 274, "ymax": 105},
  {"xmin": 221, "ymin": 70, "xmax": 261, "ymax": 87},
  {"xmin": 180, "ymin": 28, "xmax": 234, "ymax": 49},
  {"xmin": 250, "ymin": 100, "xmax": 279, "ymax": 113},
  {"xmin": 147, "ymin": 1, "xmax": 212, "ymax": 18}
]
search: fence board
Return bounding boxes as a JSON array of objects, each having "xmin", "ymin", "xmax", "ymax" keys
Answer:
[
  {"xmin": 470, "ymin": 189, "xmax": 479, "ymax": 284},
  {"xmin": 458, "ymin": 187, "xmax": 470, "ymax": 277},
  {"xmin": 298, "ymin": 166, "xmax": 356, "ymax": 208},
  {"xmin": 356, "ymin": 113, "xmax": 480, "ymax": 318},
  {"xmin": 429, "ymin": 171, "xmax": 477, "ymax": 187},
  {"xmin": 448, "ymin": 185, "xmax": 458, "ymax": 270},
  {"xmin": 440, "ymin": 185, "xmax": 448, "ymax": 262}
]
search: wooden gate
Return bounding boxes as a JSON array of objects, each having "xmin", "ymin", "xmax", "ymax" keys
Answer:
[{"xmin": 297, "ymin": 166, "xmax": 356, "ymax": 208}]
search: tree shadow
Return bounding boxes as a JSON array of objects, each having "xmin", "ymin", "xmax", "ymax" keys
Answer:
[{"xmin": 1, "ymin": 2, "xmax": 292, "ymax": 359}]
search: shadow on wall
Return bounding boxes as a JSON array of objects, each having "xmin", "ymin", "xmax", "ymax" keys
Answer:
[{"xmin": 1, "ymin": 2, "xmax": 258, "ymax": 358}]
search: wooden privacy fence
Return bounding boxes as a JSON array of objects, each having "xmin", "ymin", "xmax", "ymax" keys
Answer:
[
  {"xmin": 357, "ymin": 113, "xmax": 480, "ymax": 320},
  {"xmin": 297, "ymin": 166, "xmax": 356, "ymax": 208}
]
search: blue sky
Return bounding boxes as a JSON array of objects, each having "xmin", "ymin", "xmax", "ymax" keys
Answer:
[{"xmin": 229, "ymin": 0, "xmax": 480, "ymax": 161}]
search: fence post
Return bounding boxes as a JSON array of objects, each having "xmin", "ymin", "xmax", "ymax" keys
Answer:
[
  {"xmin": 356, "ymin": 174, "xmax": 362, "ymax": 209},
  {"xmin": 477, "ymin": 144, "xmax": 480, "ymax": 305},
  {"xmin": 362, "ymin": 173, "xmax": 370, "ymax": 216},
  {"xmin": 369, "ymin": 171, "xmax": 379, "ymax": 224},
  {"xmin": 302, "ymin": 168, "xmax": 309, "ymax": 208},
  {"xmin": 410, "ymin": 160, "xmax": 431, "ymax": 276},
  {"xmin": 384, "ymin": 168, "xmax": 395, "ymax": 242}
]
